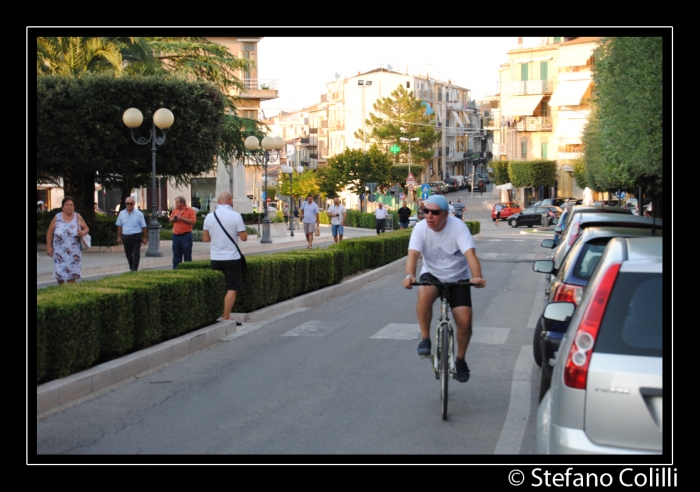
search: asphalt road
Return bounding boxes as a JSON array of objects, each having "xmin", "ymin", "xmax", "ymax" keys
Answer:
[{"xmin": 35, "ymin": 197, "xmax": 555, "ymax": 462}]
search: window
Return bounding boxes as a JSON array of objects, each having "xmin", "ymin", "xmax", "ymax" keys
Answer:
[
  {"xmin": 521, "ymin": 63, "xmax": 529, "ymax": 82},
  {"xmin": 553, "ymin": 37, "xmax": 561, "ymax": 43},
  {"xmin": 406, "ymin": 81, "xmax": 410, "ymax": 89},
  {"xmin": 541, "ymin": 141, "xmax": 548, "ymax": 159},
  {"xmin": 540, "ymin": 61, "xmax": 548, "ymax": 81},
  {"xmin": 541, "ymin": 100, "xmax": 550, "ymax": 117},
  {"xmin": 521, "ymin": 141, "xmax": 527, "ymax": 158}
]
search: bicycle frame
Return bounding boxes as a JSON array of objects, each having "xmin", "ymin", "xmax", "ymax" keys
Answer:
[{"xmin": 432, "ymin": 301, "xmax": 456, "ymax": 379}]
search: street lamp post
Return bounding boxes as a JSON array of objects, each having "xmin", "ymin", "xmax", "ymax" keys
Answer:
[
  {"xmin": 281, "ymin": 163, "xmax": 303, "ymax": 236},
  {"xmin": 244, "ymin": 135, "xmax": 284, "ymax": 244},
  {"xmin": 400, "ymin": 136, "xmax": 420, "ymax": 174},
  {"xmin": 358, "ymin": 79, "xmax": 372, "ymax": 153},
  {"xmin": 122, "ymin": 107, "xmax": 175, "ymax": 257}
]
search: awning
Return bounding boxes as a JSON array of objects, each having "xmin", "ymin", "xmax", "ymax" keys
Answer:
[
  {"xmin": 553, "ymin": 118, "xmax": 587, "ymax": 144},
  {"xmin": 555, "ymin": 44, "xmax": 596, "ymax": 67},
  {"xmin": 548, "ymin": 80, "xmax": 592, "ymax": 107},
  {"xmin": 500, "ymin": 95, "xmax": 544, "ymax": 117}
]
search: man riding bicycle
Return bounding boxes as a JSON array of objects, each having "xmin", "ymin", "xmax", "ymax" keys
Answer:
[{"xmin": 402, "ymin": 195, "xmax": 486, "ymax": 383}]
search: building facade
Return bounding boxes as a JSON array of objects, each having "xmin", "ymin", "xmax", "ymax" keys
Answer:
[{"xmin": 488, "ymin": 36, "xmax": 600, "ymax": 204}]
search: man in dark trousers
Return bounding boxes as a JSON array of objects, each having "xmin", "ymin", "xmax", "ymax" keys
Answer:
[{"xmin": 398, "ymin": 201, "xmax": 412, "ymax": 229}]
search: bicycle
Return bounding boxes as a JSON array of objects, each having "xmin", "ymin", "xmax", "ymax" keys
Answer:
[{"xmin": 411, "ymin": 278, "xmax": 475, "ymax": 420}]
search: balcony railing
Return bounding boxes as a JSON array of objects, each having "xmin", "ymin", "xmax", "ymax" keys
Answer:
[
  {"xmin": 515, "ymin": 116, "xmax": 553, "ymax": 131},
  {"xmin": 241, "ymin": 79, "xmax": 278, "ymax": 91},
  {"xmin": 525, "ymin": 80, "xmax": 553, "ymax": 94}
]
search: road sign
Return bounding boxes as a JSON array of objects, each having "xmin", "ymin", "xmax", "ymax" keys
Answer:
[
  {"xmin": 408, "ymin": 184, "xmax": 414, "ymax": 191},
  {"xmin": 267, "ymin": 197, "xmax": 271, "ymax": 202},
  {"xmin": 615, "ymin": 190, "xmax": 626, "ymax": 200},
  {"xmin": 407, "ymin": 172, "xmax": 415, "ymax": 181},
  {"xmin": 399, "ymin": 193, "xmax": 405, "ymax": 200},
  {"xmin": 421, "ymin": 184, "xmax": 430, "ymax": 197},
  {"xmin": 422, "ymin": 192, "xmax": 429, "ymax": 200},
  {"xmin": 367, "ymin": 194, "xmax": 376, "ymax": 203},
  {"xmin": 262, "ymin": 191, "xmax": 266, "ymax": 201}
]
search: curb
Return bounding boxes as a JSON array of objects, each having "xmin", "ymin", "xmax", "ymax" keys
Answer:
[{"xmin": 36, "ymin": 256, "xmax": 407, "ymax": 415}]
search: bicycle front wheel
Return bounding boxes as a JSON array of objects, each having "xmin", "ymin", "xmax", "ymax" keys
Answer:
[{"xmin": 440, "ymin": 324, "xmax": 450, "ymax": 420}]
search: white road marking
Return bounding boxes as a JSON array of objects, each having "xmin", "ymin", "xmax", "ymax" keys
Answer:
[
  {"xmin": 222, "ymin": 308, "xmax": 311, "ymax": 341},
  {"xmin": 282, "ymin": 320, "xmax": 334, "ymax": 336},
  {"xmin": 470, "ymin": 327, "xmax": 510, "ymax": 344},
  {"xmin": 526, "ymin": 273, "xmax": 548, "ymax": 329},
  {"xmin": 494, "ymin": 345, "xmax": 533, "ymax": 454},
  {"xmin": 513, "ymin": 239, "xmax": 524, "ymax": 242},
  {"xmin": 371, "ymin": 323, "xmax": 421, "ymax": 340},
  {"xmin": 489, "ymin": 239, "xmax": 502, "ymax": 241}
]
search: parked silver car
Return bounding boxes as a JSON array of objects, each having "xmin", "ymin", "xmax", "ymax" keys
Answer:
[{"xmin": 537, "ymin": 236, "xmax": 662, "ymax": 454}]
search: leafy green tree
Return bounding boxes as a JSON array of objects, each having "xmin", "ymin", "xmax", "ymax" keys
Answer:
[
  {"xmin": 583, "ymin": 36, "xmax": 663, "ymax": 214},
  {"xmin": 37, "ymin": 75, "xmax": 225, "ymax": 220},
  {"xmin": 508, "ymin": 160, "xmax": 557, "ymax": 189},
  {"xmin": 492, "ymin": 160, "xmax": 511, "ymax": 186},
  {"xmin": 315, "ymin": 165, "xmax": 345, "ymax": 199},
  {"xmin": 571, "ymin": 157, "xmax": 588, "ymax": 189},
  {"xmin": 278, "ymin": 169, "xmax": 320, "ymax": 200},
  {"xmin": 325, "ymin": 145, "xmax": 392, "ymax": 211},
  {"xmin": 356, "ymin": 85, "xmax": 440, "ymax": 165}
]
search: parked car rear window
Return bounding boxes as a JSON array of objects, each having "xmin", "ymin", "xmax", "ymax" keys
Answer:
[
  {"xmin": 595, "ymin": 272, "xmax": 662, "ymax": 357},
  {"xmin": 572, "ymin": 239, "xmax": 608, "ymax": 280}
]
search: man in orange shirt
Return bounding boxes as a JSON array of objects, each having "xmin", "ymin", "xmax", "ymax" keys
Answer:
[{"xmin": 169, "ymin": 196, "xmax": 197, "ymax": 269}]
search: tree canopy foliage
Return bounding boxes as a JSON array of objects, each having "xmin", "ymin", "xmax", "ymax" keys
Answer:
[
  {"xmin": 323, "ymin": 146, "xmax": 393, "ymax": 210},
  {"xmin": 37, "ymin": 75, "xmax": 225, "ymax": 218},
  {"xmin": 507, "ymin": 160, "xmax": 557, "ymax": 189},
  {"xmin": 356, "ymin": 85, "xmax": 441, "ymax": 164},
  {"xmin": 583, "ymin": 37, "xmax": 663, "ymax": 198}
]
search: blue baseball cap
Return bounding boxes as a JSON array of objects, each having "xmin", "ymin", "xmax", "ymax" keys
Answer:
[{"xmin": 424, "ymin": 195, "xmax": 449, "ymax": 211}]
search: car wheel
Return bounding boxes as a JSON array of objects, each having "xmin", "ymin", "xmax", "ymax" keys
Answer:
[
  {"xmin": 533, "ymin": 319, "xmax": 544, "ymax": 367},
  {"xmin": 528, "ymin": 224, "xmax": 533, "ymax": 228},
  {"xmin": 509, "ymin": 220, "xmax": 517, "ymax": 228}
]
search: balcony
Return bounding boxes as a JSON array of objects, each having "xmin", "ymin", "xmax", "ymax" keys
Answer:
[
  {"xmin": 239, "ymin": 79, "xmax": 279, "ymax": 101},
  {"xmin": 510, "ymin": 80, "xmax": 553, "ymax": 96},
  {"xmin": 525, "ymin": 80, "xmax": 553, "ymax": 94},
  {"xmin": 515, "ymin": 116, "xmax": 553, "ymax": 131}
]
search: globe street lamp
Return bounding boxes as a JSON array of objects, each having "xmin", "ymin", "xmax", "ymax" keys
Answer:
[
  {"xmin": 280, "ymin": 163, "xmax": 303, "ymax": 236},
  {"xmin": 244, "ymin": 135, "xmax": 284, "ymax": 244},
  {"xmin": 122, "ymin": 107, "xmax": 175, "ymax": 257}
]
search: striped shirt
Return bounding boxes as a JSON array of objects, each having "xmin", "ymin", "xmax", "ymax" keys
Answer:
[{"xmin": 452, "ymin": 202, "xmax": 465, "ymax": 215}]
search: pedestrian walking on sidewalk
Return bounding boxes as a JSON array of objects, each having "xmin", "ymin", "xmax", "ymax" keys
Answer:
[
  {"xmin": 203, "ymin": 191, "xmax": 248, "ymax": 320},
  {"xmin": 398, "ymin": 201, "xmax": 412, "ymax": 229},
  {"xmin": 116, "ymin": 198, "xmax": 148, "ymax": 271},
  {"xmin": 45, "ymin": 196, "xmax": 90, "ymax": 284},
  {"xmin": 374, "ymin": 202, "xmax": 388, "ymax": 234},
  {"xmin": 327, "ymin": 197, "xmax": 346, "ymax": 243},
  {"xmin": 169, "ymin": 196, "xmax": 196, "ymax": 269},
  {"xmin": 300, "ymin": 195, "xmax": 320, "ymax": 248}
]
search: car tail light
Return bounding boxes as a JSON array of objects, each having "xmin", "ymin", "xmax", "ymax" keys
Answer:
[
  {"xmin": 568, "ymin": 220, "xmax": 581, "ymax": 246},
  {"xmin": 563, "ymin": 262, "xmax": 621, "ymax": 389},
  {"xmin": 552, "ymin": 282, "xmax": 583, "ymax": 306}
]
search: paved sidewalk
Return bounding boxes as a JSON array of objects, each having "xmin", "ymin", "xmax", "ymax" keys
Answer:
[{"xmin": 36, "ymin": 225, "xmax": 373, "ymax": 284}]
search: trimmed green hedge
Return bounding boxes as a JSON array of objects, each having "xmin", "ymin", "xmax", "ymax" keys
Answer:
[{"xmin": 37, "ymin": 229, "xmax": 412, "ymax": 385}]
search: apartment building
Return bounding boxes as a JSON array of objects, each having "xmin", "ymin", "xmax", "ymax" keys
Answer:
[
  {"xmin": 490, "ymin": 36, "xmax": 600, "ymax": 203},
  {"xmin": 324, "ymin": 68, "xmax": 488, "ymax": 186}
]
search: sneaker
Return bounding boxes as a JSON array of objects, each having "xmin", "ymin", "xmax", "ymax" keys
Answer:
[
  {"xmin": 417, "ymin": 338, "xmax": 431, "ymax": 357},
  {"xmin": 455, "ymin": 358, "xmax": 470, "ymax": 383}
]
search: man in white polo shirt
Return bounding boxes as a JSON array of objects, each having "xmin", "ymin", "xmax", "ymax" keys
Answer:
[
  {"xmin": 374, "ymin": 202, "xmax": 388, "ymax": 234},
  {"xmin": 300, "ymin": 194, "xmax": 320, "ymax": 249},
  {"xmin": 203, "ymin": 191, "xmax": 248, "ymax": 321}
]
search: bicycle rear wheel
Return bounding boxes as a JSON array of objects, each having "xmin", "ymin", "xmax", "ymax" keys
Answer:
[{"xmin": 440, "ymin": 324, "xmax": 449, "ymax": 420}]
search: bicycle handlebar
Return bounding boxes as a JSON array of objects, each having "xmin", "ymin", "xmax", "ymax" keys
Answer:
[{"xmin": 411, "ymin": 279, "xmax": 476, "ymax": 287}]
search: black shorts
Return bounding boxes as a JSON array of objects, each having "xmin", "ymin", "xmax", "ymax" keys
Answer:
[
  {"xmin": 419, "ymin": 272, "xmax": 472, "ymax": 308},
  {"xmin": 211, "ymin": 259, "xmax": 244, "ymax": 292}
]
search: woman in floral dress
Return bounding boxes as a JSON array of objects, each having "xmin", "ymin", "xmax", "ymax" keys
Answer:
[{"xmin": 45, "ymin": 196, "xmax": 89, "ymax": 284}]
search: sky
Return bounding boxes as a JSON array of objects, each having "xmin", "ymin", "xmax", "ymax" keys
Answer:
[{"xmin": 257, "ymin": 36, "xmax": 543, "ymax": 117}]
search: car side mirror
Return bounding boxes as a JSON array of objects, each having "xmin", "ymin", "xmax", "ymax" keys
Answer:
[
  {"xmin": 543, "ymin": 301, "xmax": 575, "ymax": 323},
  {"xmin": 541, "ymin": 239, "xmax": 555, "ymax": 249},
  {"xmin": 533, "ymin": 260, "xmax": 554, "ymax": 274}
]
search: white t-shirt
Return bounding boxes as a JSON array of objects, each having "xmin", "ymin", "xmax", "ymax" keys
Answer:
[
  {"xmin": 327, "ymin": 204, "xmax": 346, "ymax": 225},
  {"xmin": 408, "ymin": 216, "xmax": 476, "ymax": 282},
  {"xmin": 203, "ymin": 204, "xmax": 246, "ymax": 261},
  {"xmin": 374, "ymin": 207, "xmax": 388, "ymax": 219},
  {"xmin": 300, "ymin": 201, "xmax": 319, "ymax": 224}
]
